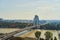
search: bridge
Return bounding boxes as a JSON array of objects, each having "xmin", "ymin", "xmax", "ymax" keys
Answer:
[
  {"xmin": 0, "ymin": 21, "xmax": 49, "ymax": 40},
  {"xmin": 0, "ymin": 26, "xmax": 36, "ymax": 40},
  {"xmin": 0, "ymin": 15, "xmax": 49, "ymax": 40}
]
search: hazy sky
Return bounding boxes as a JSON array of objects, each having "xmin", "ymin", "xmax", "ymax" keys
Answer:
[{"xmin": 0, "ymin": 0, "xmax": 60, "ymax": 20}]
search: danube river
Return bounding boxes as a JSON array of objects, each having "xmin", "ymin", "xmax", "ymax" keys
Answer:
[{"xmin": 0, "ymin": 28, "xmax": 20, "ymax": 33}]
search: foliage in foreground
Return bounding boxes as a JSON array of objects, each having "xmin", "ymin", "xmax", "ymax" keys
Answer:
[{"xmin": 35, "ymin": 31, "xmax": 41, "ymax": 40}]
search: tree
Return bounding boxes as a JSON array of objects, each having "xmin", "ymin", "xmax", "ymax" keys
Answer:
[
  {"xmin": 35, "ymin": 31, "xmax": 41, "ymax": 40},
  {"xmin": 51, "ymin": 38, "xmax": 53, "ymax": 40},
  {"xmin": 44, "ymin": 31, "xmax": 53, "ymax": 40},
  {"xmin": 54, "ymin": 37, "xmax": 57, "ymax": 40},
  {"xmin": 58, "ymin": 33, "xmax": 60, "ymax": 40}
]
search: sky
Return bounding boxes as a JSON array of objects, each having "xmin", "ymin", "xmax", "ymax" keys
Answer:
[{"xmin": 0, "ymin": 0, "xmax": 60, "ymax": 20}]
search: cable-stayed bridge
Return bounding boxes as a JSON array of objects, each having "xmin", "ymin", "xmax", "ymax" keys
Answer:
[
  {"xmin": 0, "ymin": 26, "xmax": 35, "ymax": 40},
  {"xmin": 0, "ymin": 21, "xmax": 49, "ymax": 40},
  {"xmin": 0, "ymin": 15, "xmax": 49, "ymax": 40}
]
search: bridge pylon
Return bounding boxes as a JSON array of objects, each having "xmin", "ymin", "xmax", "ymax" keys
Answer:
[{"xmin": 33, "ymin": 15, "xmax": 40, "ymax": 29}]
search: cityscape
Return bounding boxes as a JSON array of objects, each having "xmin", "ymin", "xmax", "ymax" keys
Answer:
[{"xmin": 0, "ymin": 15, "xmax": 60, "ymax": 30}]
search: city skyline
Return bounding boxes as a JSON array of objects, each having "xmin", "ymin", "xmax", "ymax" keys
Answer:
[{"xmin": 0, "ymin": 0, "xmax": 60, "ymax": 20}]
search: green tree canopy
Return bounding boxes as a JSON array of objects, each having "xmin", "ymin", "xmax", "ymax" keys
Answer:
[
  {"xmin": 44, "ymin": 31, "xmax": 53, "ymax": 40},
  {"xmin": 35, "ymin": 31, "xmax": 41, "ymax": 40}
]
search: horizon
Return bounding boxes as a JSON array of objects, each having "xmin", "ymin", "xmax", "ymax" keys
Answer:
[
  {"xmin": 1, "ymin": 18, "xmax": 60, "ymax": 20},
  {"xmin": 0, "ymin": 0, "xmax": 60, "ymax": 20}
]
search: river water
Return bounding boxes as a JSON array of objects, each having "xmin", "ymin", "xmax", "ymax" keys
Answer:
[{"xmin": 0, "ymin": 28, "xmax": 20, "ymax": 33}]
